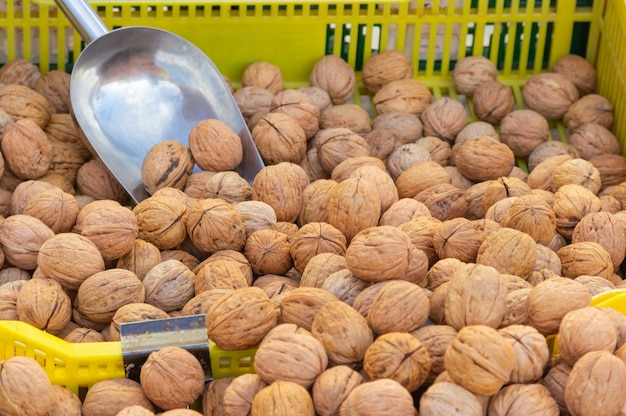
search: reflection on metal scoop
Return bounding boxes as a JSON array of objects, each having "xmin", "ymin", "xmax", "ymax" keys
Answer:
[{"xmin": 55, "ymin": 0, "xmax": 265, "ymax": 203}]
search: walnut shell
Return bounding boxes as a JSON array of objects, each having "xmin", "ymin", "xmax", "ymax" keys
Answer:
[
  {"xmin": 297, "ymin": 179, "xmax": 337, "ymax": 226},
  {"xmin": 0, "ymin": 356, "xmax": 55, "ymax": 416},
  {"xmin": 591, "ymin": 154, "xmax": 626, "ymax": 191},
  {"xmin": 312, "ymin": 365, "xmax": 363, "ymax": 416},
  {"xmin": 0, "ymin": 214, "xmax": 54, "ymax": 270},
  {"xmin": 22, "ymin": 187, "xmax": 78, "ymax": 233},
  {"xmin": 76, "ymin": 159, "xmax": 128, "ymax": 203},
  {"xmin": 309, "ymin": 55, "xmax": 355, "ymax": 105},
  {"xmin": 188, "ymin": 119, "xmax": 242, "ymax": 172},
  {"xmin": 234, "ymin": 86, "xmax": 274, "ymax": 120},
  {"xmin": 181, "ymin": 288, "xmax": 233, "ymax": 316},
  {"xmin": 444, "ymin": 324, "xmax": 515, "ymax": 396},
  {"xmin": 311, "ymin": 300, "xmax": 373, "ymax": 367},
  {"xmin": 499, "ymin": 324, "xmax": 550, "ymax": 383},
  {"xmin": 373, "ymin": 78, "xmax": 432, "ymax": 115},
  {"xmin": 16, "ymin": 278, "xmax": 71, "ymax": 333},
  {"xmin": 63, "ymin": 327, "xmax": 105, "ymax": 343},
  {"xmin": 316, "ymin": 128, "xmax": 371, "ymax": 174},
  {"xmin": 455, "ymin": 136, "xmax": 515, "ymax": 182},
  {"xmin": 528, "ymin": 140, "xmax": 579, "ymax": 172},
  {"xmin": 362, "ymin": 50, "xmax": 412, "ymax": 94},
  {"xmin": 563, "ymin": 94, "xmax": 614, "ymax": 130},
  {"xmin": 251, "ymin": 381, "xmax": 314, "ymax": 416},
  {"xmin": 48, "ymin": 384, "xmax": 82, "ymax": 416},
  {"xmin": 235, "ymin": 200, "xmax": 278, "ymax": 237},
  {"xmin": 553, "ymin": 54, "xmax": 597, "ymax": 96},
  {"xmin": 223, "ymin": 374, "xmax": 267, "ymax": 416},
  {"xmin": 327, "ymin": 177, "xmax": 381, "ymax": 242},
  {"xmin": 522, "ymin": 73, "xmax": 579, "ymax": 120},
  {"xmin": 202, "ymin": 377, "xmax": 233, "ymax": 416},
  {"xmin": 503, "ymin": 194, "xmax": 556, "ymax": 245},
  {"xmin": 82, "ymin": 378, "xmax": 154, "ymax": 416},
  {"xmin": 108, "ymin": 302, "xmax": 170, "ymax": 342},
  {"xmin": 38, "ymin": 232, "xmax": 105, "ymax": 290},
  {"xmin": 395, "ymin": 161, "xmax": 451, "ymax": 199},
  {"xmin": 2, "ymin": 118, "xmax": 52, "ymax": 180},
  {"xmin": 419, "ymin": 382, "xmax": 484, "ymax": 416},
  {"xmin": 472, "ymin": 80, "xmax": 515, "ymax": 124},
  {"xmin": 0, "ymin": 84, "xmax": 54, "ymax": 128},
  {"xmin": 297, "ymin": 86, "xmax": 332, "ymax": 111},
  {"xmin": 552, "ymin": 184, "xmax": 602, "ymax": 240},
  {"xmin": 571, "ymin": 211, "xmax": 625, "ymax": 269},
  {"xmin": 551, "ymin": 158, "xmax": 601, "ymax": 194},
  {"xmin": 379, "ymin": 198, "xmax": 432, "ymax": 227},
  {"xmin": 499, "ymin": 109, "xmax": 551, "ymax": 158},
  {"xmin": 367, "ymin": 280, "xmax": 430, "ymax": 334},
  {"xmin": 320, "ymin": 104, "xmax": 372, "ymax": 135},
  {"xmin": 420, "ymin": 97, "xmax": 467, "ymax": 143},
  {"xmin": 432, "ymin": 218, "xmax": 489, "ymax": 263},
  {"xmin": 488, "ymin": 383, "xmax": 559, "ymax": 416},
  {"xmin": 0, "ymin": 59, "xmax": 41, "ymax": 87},
  {"xmin": 372, "ymin": 111, "xmax": 423, "ymax": 144},
  {"xmin": 290, "ymin": 222, "xmax": 346, "ymax": 273},
  {"xmin": 142, "ymin": 259, "xmax": 195, "ymax": 312},
  {"xmin": 569, "ymin": 123, "xmax": 620, "ymax": 161},
  {"xmin": 133, "ymin": 196, "xmax": 188, "ymax": 250},
  {"xmin": 186, "ymin": 198, "xmax": 245, "ymax": 254},
  {"xmin": 206, "ymin": 287, "xmax": 276, "ymax": 350},
  {"xmin": 415, "ymin": 183, "xmax": 467, "ymax": 221},
  {"xmin": 557, "ymin": 241, "xmax": 614, "ymax": 280},
  {"xmin": 271, "ymin": 89, "xmax": 321, "ymax": 139},
  {"xmin": 244, "ymin": 229, "xmax": 293, "ymax": 276},
  {"xmin": 252, "ymin": 162, "xmax": 306, "ymax": 223},
  {"xmin": 455, "ymin": 120, "xmax": 499, "ymax": 145},
  {"xmin": 542, "ymin": 363, "xmax": 572, "ymax": 416},
  {"xmin": 386, "ymin": 143, "xmax": 433, "ymax": 180},
  {"xmin": 252, "ymin": 112, "xmax": 306, "ymax": 165},
  {"xmin": 241, "ymin": 61, "xmax": 283, "ymax": 94},
  {"xmin": 278, "ymin": 287, "xmax": 341, "ymax": 330},
  {"xmin": 34, "ymin": 70, "xmax": 70, "ymax": 113},
  {"xmin": 331, "ymin": 156, "xmax": 388, "ymax": 183},
  {"xmin": 476, "ymin": 227, "xmax": 537, "ymax": 278},
  {"xmin": 141, "ymin": 140, "xmax": 194, "ymax": 195},
  {"xmin": 299, "ymin": 252, "xmax": 347, "ymax": 289},
  {"xmin": 339, "ymin": 379, "xmax": 416, "ymax": 416},
  {"xmin": 194, "ymin": 259, "xmax": 249, "ymax": 293}
]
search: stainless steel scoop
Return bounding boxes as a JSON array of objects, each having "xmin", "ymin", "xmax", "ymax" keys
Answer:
[{"xmin": 55, "ymin": 0, "xmax": 264, "ymax": 203}]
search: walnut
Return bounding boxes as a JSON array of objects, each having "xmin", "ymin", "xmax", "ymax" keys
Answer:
[
  {"xmin": 48, "ymin": 385, "xmax": 82, "ymax": 416},
  {"xmin": 297, "ymin": 86, "xmax": 332, "ymax": 111},
  {"xmin": 557, "ymin": 241, "xmax": 614, "ymax": 280},
  {"xmin": 419, "ymin": 382, "xmax": 484, "ymax": 416},
  {"xmin": 233, "ymin": 86, "xmax": 274, "ymax": 120},
  {"xmin": 42, "ymin": 111, "xmax": 88, "ymax": 154},
  {"xmin": 38, "ymin": 232, "xmax": 105, "ymax": 290},
  {"xmin": 319, "ymin": 104, "xmax": 372, "ymax": 134},
  {"xmin": 16, "ymin": 278, "xmax": 71, "ymax": 333},
  {"xmin": 528, "ymin": 140, "xmax": 579, "ymax": 172},
  {"xmin": 252, "ymin": 381, "xmax": 314, "ymax": 416},
  {"xmin": 297, "ymin": 179, "xmax": 336, "ymax": 226},
  {"xmin": 222, "ymin": 374, "xmax": 267, "ymax": 416},
  {"xmin": 0, "ymin": 288, "xmax": 18, "ymax": 320},
  {"xmin": 186, "ymin": 198, "xmax": 245, "ymax": 254},
  {"xmin": 372, "ymin": 111, "xmax": 423, "ymax": 145},
  {"xmin": 527, "ymin": 154, "xmax": 574, "ymax": 191},
  {"xmin": 575, "ymin": 275, "xmax": 616, "ymax": 296},
  {"xmin": 73, "ymin": 269, "xmax": 145, "ymax": 327},
  {"xmin": 572, "ymin": 211, "xmax": 625, "ymax": 269},
  {"xmin": 425, "ymin": 258, "xmax": 462, "ymax": 292},
  {"xmin": 108, "ymin": 302, "xmax": 170, "ymax": 341},
  {"xmin": 290, "ymin": 222, "xmax": 346, "ymax": 273},
  {"xmin": 367, "ymin": 280, "xmax": 430, "ymax": 334},
  {"xmin": 81, "ymin": 378, "xmax": 154, "ymax": 416},
  {"xmin": 184, "ymin": 171, "xmax": 217, "ymax": 199},
  {"xmin": 415, "ymin": 183, "xmax": 467, "ymax": 221},
  {"xmin": 420, "ymin": 97, "xmax": 467, "ymax": 143},
  {"xmin": 348, "ymin": 166, "xmax": 398, "ymax": 214},
  {"xmin": 476, "ymin": 227, "xmax": 537, "ymax": 279},
  {"xmin": 472, "ymin": 80, "xmax": 514, "ymax": 124},
  {"xmin": 553, "ymin": 54, "xmax": 597, "ymax": 96},
  {"xmin": 19, "ymin": 187, "xmax": 76, "ymax": 233},
  {"xmin": 241, "ymin": 61, "xmax": 283, "ymax": 94},
  {"xmin": 498, "ymin": 325, "xmax": 550, "ymax": 383},
  {"xmin": 2, "ymin": 118, "xmax": 52, "ymax": 180},
  {"xmin": 395, "ymin": 161, "xmax": 450, "ymax": 199},
  {"xmin": 76, "ymin": 159, "xmax": 128, "ymax": 203},
  {"xmin": 188, "ymin": 119, "xmax": 242, "ymax": 172},
  {"xmin": 379, "ymin": 198, "xmax": 432, "ymax": 227},
  {"xmin": 455, "ymin": 120, "xmax": 499, "ymax": 145},
  {"xmin": 206, "ymin": 287, "xmax": 276, "ymax": 350},
  {"xmin": 0, "ymin": 59, "xmax": 41, "ymax": 87},
  {"xmin": 552, "ymin": 184, "xmax": 602, "ymax": 240},
  {"xmin": 180, "ymin": 288, "xmax": 233, "ymax": 316},
  {"xmin": 327, "ymin": 177, "xmax": 381, "ymax": 242},
  {"xmin": 397, "ymin": 216, "xmax": 441, "ymax": 267},
  {"xmin": 550, "ymin": 158, "xmax": 601, "ymax": 194},
  {"xmin": 309, "ymin": 55, "xmax": 355, "ymax": 105},
  {"xmin": 542, "ymin": 363, "xmax": 572, "ymax": 415},
  {"xmin": 386, "ymin": 143, "xmax": 433, "ymax": 180},
  {"xmin": 563, "ymin": 94, "xmax": 614, "ymax": 130},
  {"xmin": 522, "ymin": 73, "xmax": 579, "ymax": 120},
  {"xmin": 252, "ymin": 112, "xmax": 306, "ymax": 165},
  {"xmin": 142, "ymin": 140, "xmax": 194, "ymax": 195},
  {"xmin": 300, "ymin": 136, "xmax": 330, "ymax": 181},
  {"xmin": 455, "ymin": 136, "xmax": 514, "ymax": 181},
  {"xmin": 503, "ymin": 194, "xmax": 556, "ymax": 245},
  {"xmin": 569, "ymin": 123, "xmax": 620, "ymax": 161},
  {"xmin": 331, "ymin": 156, "xmax": 387, "ymax": 182},
  {"xmin": 64, "ymin": 327, "xmax": 105, "ymax": 343},
  {"xmin": 482, "ymin": 176, "xmax": 531, "ymax": 213},
  {"xmin": 534, "ymin": 243, "xmax": 562, "ymax": 275},
  {"xmin": 591, "ymin": 154, "xmax": 626, "ymax": 190},
  {"xmin": 315, "ymin": 128, "xmax": 370, "ymax": 175},
  {"xmin": 234, "ymin": 200, "xmax": 278, "ymax": 237},
  {"xmin": 444, "ymin": 325, "xmax": 515, "ymax": 395},
  {"xmin": 194, "ymin": 259, "xmax": 249, "ymax": 293},
  {"xmin": 202, "ymin": 378, "xmax": 233, "ymax": 416},
  {"xmin": 142, "ymin": 259, "xmax": 195, "ymax": 312},
  {"xmin": 500, "ymin": 288, "xmax": 532, "ymax": 327},
  {"xmin": 299, "ymin": 252, "xmax": 347, "ymax": 288},
  {"xmin": 244, "ymin": 229, "xmax": 293, "ymax": 275},
  {"xmin": 432, "ymin": 218, "xmax": 483, "ymax": 263},
  {"xmin": 0, "ymin": 214, "xmax": 53, "ymax": 270},
  {"xmin": 280, "ymin": 287, "xmax": 339, "ymax": 331},
  {"xmin": 499, "ymin": 109, "xmax": 551, "ymax": 158},
  {"xmin": 34, "ymin": 70, "xmax": 71, "ymax": 113},
  {"xmin": 133, "ymin": 196, "xmax": 188, "ymax": 250},
  {"xmin": 565, "ymin": 351, "xmax": 626, "ymax": 416},
  {"xmin": 452, "ymin": 56, "xmax": 498, "ymax": 96},
  {"xmin": 488, "ymin": 384, "xmax": 559, "ymax": 416},
  {"xmin": 319, "ymin": 269, "xmax": 368, "ymax": 306},
  {"xmin": 252, "ymin": 162, "xmax": 307, "ymax": 222},
  {"xmin": 0, "ymin": 356, "xmax": 55, "ymax": 416},
  {"xmin": 200, "ymin": 171, "xmax": 251, "ymax": 203},
  {"xmin": 362, "ymin": 50, "xmax": 412, "ymax": 94},
  {"xmin": 373, "ymin": 78, "xmax": 432, "ymax": 116},
  {"xmin": 339, "ymin": 379, "xmax": 416, "ymax": 416},
  {"xmin": 312, "ymin": 366, "xmax": 362, "ymax": 416},
  {"xmin": 0, "ymin": 85, "xmax": 51, "ymax": 127}
]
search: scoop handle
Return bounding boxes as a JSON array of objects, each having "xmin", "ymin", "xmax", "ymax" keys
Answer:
[{"xmin": 54, "ymin": 0, "xmax": 110, "ymax": 44}]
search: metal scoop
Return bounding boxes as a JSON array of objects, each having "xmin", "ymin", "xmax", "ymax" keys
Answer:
[{"xmin": 55, "ymin": 0, "xmax": 265, "ymax": 203}]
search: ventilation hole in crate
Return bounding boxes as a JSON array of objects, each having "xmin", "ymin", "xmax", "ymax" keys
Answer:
[
  {"xmin": 218, "ymin": 357, "xmax": 231, "ymax": 369},
  {"xmin": 239, "ymin": 356, "xmax": 252, "ymax": 368}
]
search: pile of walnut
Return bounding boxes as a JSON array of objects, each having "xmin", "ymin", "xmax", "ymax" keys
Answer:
[{"xmin": 0, "ymin": 50, "xmax": 624, "ymax": 416}]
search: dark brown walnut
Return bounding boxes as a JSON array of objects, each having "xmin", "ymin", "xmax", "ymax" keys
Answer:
[
  {"xmin": 569, "ymin": 123, "xmax": 620, "ymax": 160},
  {"xmin": 22, "ymin": 187, "xmax": 78, "ymax": 233},
  {"xmin": 363, "ymin": 332, "xmax": 431, "ymax": 392},
  {"xmin": 315, "ymin": 128, "xmax": 370, "ymax": 174},
  {"xmin": 252, "ymin": 162, "xmax": 307, "ymax": 223},
  {"xmin": 141, "ymin": 140, "xmax": 194, "ymax": 195},
  {"xmin": 297, "ymin": 86, "xmax": 332, "ymax": 111},
  {"xmin": 309, "ymin": 55, "xmax": 355, "ymax": 105},
  {"xmin": 38, "ymin": 232, "xmax": 105, "ymax": 290},
  {"xmin": 367, "ymin": 280, "xmax": 430, "ymax": 334},
  {"xmin": 16, "ymin": 278, "xmax": 71, "ymax": 333},
  {"xmin": 0, "ymin": 84, "xmax": 54, "ymax": 128},
  {"xmin": 563, "ymin": 94, "xmax": 614, "ymax": 131},
  {"xmin": 503, "ymin": 194, "xmax": 556, "ymax": 246},
  {"xmin": 186, "ymin": 198, "xmax": 245, "ymax": 254},
  {"xmin": 386, "ymin": 143, "xmax": 433, "ymax": 180},
  {"xmin": 312, "ymin": 365, "xmax": 363, "ymax": 416},
  {"xmin": 455, "ymin": 136, "xmax": 515, "ymax": 182},
  {"xmin": 452, "ymin": 56, "xmax": 498, "ymax": 97},
  {"xmin": 481, "ymin": 176, "xmax": 532, "ymax": 213},
  {"xmin": 345, "ymin": 226, "xmax": 411, "ymax": 282},
  {"xmin": 420, "ymin": 97, "xmax": 467, "ymax": 143},
  {"xmin": 572, "ymin": 211, "xmax": 625, "ymax": 269},
  {"xmin": 557, "ymin": 306, "xmax": 617, "ymax": 367},
  {"xmin": 251, "ymin": 381, "xmax": 314, "ymax": 416},
  {"xmin": 522, "ymin": 73, "xmax": 579, "ymax": 120},
  {"xmin": 34, "ymin": 70, "xmax": 71, "ymax": 113},
  {"xmin": 252, "ymin": 112, "xmax": 306, "ymax": 165},
  {"xmin": 327, "ymin": 177, "xmax": 381, "ymax": 242},
  {"xmin": 140, "ymin": 346, "xmax": 204, "ymax": 410},
  {"xmin": 206, "ymin": 287, "xmax": 276, "ymax": 350},
  {"xmin": 557, "ymin": 241, "xmax": 614, "ymax": 280},
  {"xmin": 499, "ymin": 109, "xmax": 551, "ymax": 158},
  {"xmin": 202, "ymin": 377, "xmax": 233, "ymax": 416},
  {"xmin": 542, "ymin": 363, "xmax": 572, "ymax": 416},
  {"xmin": 319, "ymin": 104, "xmax": 372, "ymax": 134},
  {"xmin": 362, "ymin": 50, "xmax": 412, "ymax": 94},
  {"xmin": 244, "ymin": 229, "xmax": 293, "ymax": 276},
  {"xmin": 379, "ymin": 198, "xmax": 432, "ymax": 227},
  {"xmin": 565, "ymin": 351, "xmax": 626, "ymax": 416},
  {"xmin": 477, "ymin": 227, "xmax": 537, "ymax": 279},
  {"xmin": 142, "ymin": 259, "xmax": 195, "ymax": 312},
  {"xmin": 550, "ymin": 158, "xmax": 601, "ymax": 194},
  {"xmin": 234, "ymin": 86, "xmax": 274, "ymax": 120},
  {"xmin": 223, "ymin": 374, "xmax": 267, "ymax": 416},
  {"xmin": 499, "ymin": 325, "xmax": 550, "ymax": 383},
  {"xmin": 419, "ymin": 382, "xmax": 484, "ymax": 416},
  {"xmin": 591, "ymin": 154, "xmax": 626, "ymax": 191},
  {"xmin": 76, "ymin": 159, "xmax": 128, "ymax": 203},
  {"xmin": 444, "ymin": 325, "xmax": 515, "ymax": 396},
  {"xmin": 241, "ymin": 61, "xmax": 283, "ymax": 94},
  {"xmin": 0, "ymin": 59, "xmax": 41, "ymax": 87},
  {"xmin": 0, "ymin": 214, "xmax": 54, "ymax": 270},
  {"xmin": 445, "ymin": 263, "xmax": 507, "ymax": 329},
  {"xmin": 74, "ymin": 200, "xmax": 138, "ymax": 263},
  {"xmin": 82, "ymin": 378, "xmax": 154, "ymax": 416},
  {"xmin": 253, "ymin": 330, "xmax": 328, "ymax": 388},
  {"xmin": 270, "ymin": 89, "xmax": 321, "ymax": 139},
  {"xmin": 553, "ymin": 54, "xmax": 597, "ymax": 96},
  {"xmin": 280, "ymin": 287, "xmax": 339, "ymax": 331},
  {"xmin": 339, "ymin": 379, "xmax": 417, "ymax": 416},
  {"xmin": 312, "ymin": 300, "xmax": 373, "ymax": 367},
  {"xmin": 373, "ymin": 78, "xmax": 432, "ymax": 116},
  {"xmin": 472, "ymin": 80, "xmax": 515, "ymax": 124},
  {"xmin": 74, "ymin": 268, "xmax": 145, "ymax": 326},
  {"xmin": 0, "ymin": 356, "xmax": 56, "ymax": 416},
  {"xmin": 415, "ymin": 183, "xmax": 467, "ymax": 221},
  {"xmin": 188, "ymin": 119, "xmax": 242, "ymax": 172},
  {"xmin": 290, "ymin": 222, "xmax": 346, "ymax": 273},
  {"xmin": 2, "ymin": 118, "xmax": 52, "ymax": 180},
  {"xmin": 133, "ymin": 196, "xmax": 188, "ymax": 250},
  {"xmin": 552, "ymin": 183, "xmax": 602, "ymax": 240},
  {"xmin": 528, "ymin": 140, "xmax": 579, "ymax": 172},
  {"xmin": 488, "ymin": 384, "xmax": 559, "ymax": 416},
  {"xmin": 299, "ymin": 252, "xmax": 347, "ymax": 289},
  {"xmin": 108, "ymin": 302, "xmax": 170, "ymax": 341},
  {"xmin": 526, "ymin": 276, "xmax": 591, "ymax": 335},
  {"xmin": 297, "ymin": 179, "xmax": 337, "ymax": 226},
  {"xmin": 194, "ymin": 259, "xmax": 249, "ymax": 293},
  {"xmin": 527, "ymin": 154, "xmax": 575, "ymax": 191}
]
